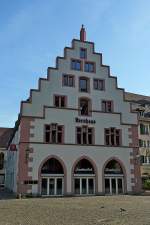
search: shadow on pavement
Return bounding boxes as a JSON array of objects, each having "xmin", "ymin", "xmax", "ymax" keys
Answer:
[{"xmin": 0, "ymin": 187, "xmax": 15, "ymax": 200}]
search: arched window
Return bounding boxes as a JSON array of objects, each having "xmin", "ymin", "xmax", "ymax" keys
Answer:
[
  {"xmin": 40, "ymin": 158, "xmax": 65, "ymax": 196},
  {"xmin": 74, "ymin": 159, "xmax": 94, "ymax": 174},
  {"xmin": 41, "ymin": 158, "xmax": 64, "ymax": 174},
  {"xmin": 0, "ymin": 153, "xmax": 4, "ymax": 170},
  {"xmin": 73, "ymin": 158, "xmax": 96, "ymax": 195},
  {"xmin": 104, "ymin": 160, "xmax": 123, "ymax": 175},
  {"xmin": 79, "ymin": 97, "xmax": 91, "ymax": 116},
  {"xmin": 104, "ymin": 159, "xmax": 125, "ymax": 195}
]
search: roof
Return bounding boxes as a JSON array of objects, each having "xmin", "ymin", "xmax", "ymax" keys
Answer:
[
  {"xmin": 125, "ymin": 92, "xmax": 150, "ymax": 104},
  {"xmin": 0, "ymin": 128, "xmax": 13, "ymax": 148}
]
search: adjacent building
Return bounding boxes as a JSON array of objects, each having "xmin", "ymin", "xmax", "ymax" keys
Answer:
[
  {"xmin": 0, "ymin": 128, "xmax": 13, "ymax": 187},
  {"xmin": 125, "ymin": 92, "xmax": 150, "ymax": 185},
  {"xmin": 6, "ymin": 26, "xmax": 141, "ymax": 196}
]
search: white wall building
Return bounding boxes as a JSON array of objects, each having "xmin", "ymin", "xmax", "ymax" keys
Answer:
[
  {"xmin": 0, "ymin": 128, "xmax": 13, "ymax": 187},
  {"xmin": 6, "ymin": 26, "xmax": 141, "ymax": 196}
]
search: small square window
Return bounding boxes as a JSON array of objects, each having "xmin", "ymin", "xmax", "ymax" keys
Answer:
[
  {"xmin": 85, "ymin": 62, "xmax": 95, "ymax": 72},
  {"xmin": 63, "ymin": 74, "xmax": 74, "ymax": 87},
  {"xmin": 93, "ymin": 79, "xmax": 105, "ymax": 90},
  {"xmin": 71, "ymin": 59, "xmax": 81, "ymax": 71}
]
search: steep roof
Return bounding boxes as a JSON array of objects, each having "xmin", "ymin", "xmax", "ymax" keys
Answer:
[
  {"xmin": 0, "ymin": 128, "xmax": 13, "ymax": 148},
  {"xmin": 125, "ymin": 92, "xmax": 150, "ymax": 104}
]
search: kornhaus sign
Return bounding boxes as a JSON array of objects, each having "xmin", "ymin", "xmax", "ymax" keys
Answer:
[{"xmin": 75, "ymin": 117, "xmax": 96, "ymax": 124}]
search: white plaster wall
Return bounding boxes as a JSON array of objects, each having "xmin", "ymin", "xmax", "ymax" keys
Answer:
[
  {"xmin": 28, "ymin": 144, "xmax": 134, "ymax": 194},
  {"xmin": 5, "ymin": 128, "xmax": 20, "ymax": 193},
  {"xmin": 22, "ymin": 40, "xmax": 137, "ymax": 125},
  {"xmin": 29, "ymin": 109, "xmax": 131, "ymax": 146}
]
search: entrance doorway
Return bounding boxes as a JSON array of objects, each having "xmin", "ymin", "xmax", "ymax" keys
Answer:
[
  {"xmin": 40, "ymin": 158, "xmax": 64, "ymax": 196},
  {"xmin": 73, "ymin": 158, "xmax": 95, "ymax": 195},
  {"xmin": 104, "ymin": 160, "xmax": 124, "ymax": 195}
]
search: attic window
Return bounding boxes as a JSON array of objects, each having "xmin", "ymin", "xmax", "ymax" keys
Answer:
[{"xmin": 80, "ymin": 48, "xmax": 87, "ymax": 59}]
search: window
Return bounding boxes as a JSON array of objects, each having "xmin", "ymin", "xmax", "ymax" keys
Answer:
[
  {"xmin": 0, "ymin": 153, "xmax": 4, "ymax": 170},
  {"xmin": 102, "ymin": 100, "xmax": 113, "ymax": 112},
  {"xmin": 93, "ymin": 79, "xmax": 105, "ymax": 90},
  {"xmin": 140, "ymin": 124, "xmax": 149, "ymax": 135},
  {"xmin": 71, "ymin": 59, "xmax": 82, "ymax": 71},
  {"xmin": 76, "ymin": 126, "xmax": 94, "ymax": 145},
  {"xmin": 79, "ymin": 77, "xmax": 89, "ymax": 92},
  {"xmin": 45, "ymin": 124, "xmax": 64, "ymax": 144},
  {"xmin": 80, "ymin": 48, "xmax": 87, "ymax": 59},
  {"xmin": 140, "ymin": 155, "xmax": 150, "ymax": 164},
  {"xmin": 54, "ymin": 95, "xmax": 66, "ymax": 107},
  {"xmin": 105, "ymin": 128, "xmax": 121, "ymax": 146},
  {"xmin": 84, "ymin": 62, "xmax": 95, "ymax": 72},
  {"xmin": 79, "ymin": 98, "xmax": 91, "ymax": 116},
  {"xmin": 63, "ymin": 74, "xmax": 75, "ymax": 87}
]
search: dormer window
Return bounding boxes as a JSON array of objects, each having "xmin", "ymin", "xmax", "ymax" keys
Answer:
[
  {"xmin": 71, "ymin": 59, "xmax": 82, "ymax": 71},
  {"xmin": 80, "ymin": 48, "xmax": 87, "ymax": 59},
  {"xmin": 79, "ymin": 77, "xmax": 90, "ymax": 92},
  {"xmin": 85, "ymin": 62, "xmax": 95, "ymax": 73}
]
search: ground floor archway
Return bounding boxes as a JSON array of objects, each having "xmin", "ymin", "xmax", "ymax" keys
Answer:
[
  {"xmin": 72, "ymin": 156, "xmax": 98, "ymax": 195},
  {"xmin": 103, "ymin": 158, "xmax": 126, "ymax": 195},
  {"xmin": 39, "ymin": 156, "xmax": 66, "ymax": 196}
]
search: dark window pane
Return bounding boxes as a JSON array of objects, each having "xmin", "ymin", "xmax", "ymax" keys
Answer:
[
  {"xmin": 83, "ymin": 131, "xmax": 87, "ymax": 144},
  {"xmin": 85, "ymin": 62, "xmax": 94, "ymax": 72},
  {"xmin": 77, "ymin": 133, "xmax": 81, "ymax": 144},
  {"xmin": 88, "ymin": 179, "xmax": 94, "ymax": 194},
  {"xmin": 80, "ymin": 49, "xmax": 87, "ymax": 59},
  {"xmin": 41, "ymin": 178, "xmax": 47, "ymax": 195},
  {"xmin": 61, "ymin": 97, "xmax": 65, "ymax": 107},
  {"xmin": 58, "ymin": 132, "xmax": 62, "ymax": 143},
  {"xmin": 55, "ymin": 96, "xmax": 59, "ymax": 107},
  {"xmin": 45, "ymin": 132, "xmax": 50, "ymax": 143},
  {"xmin": 52, "ymin": 130, "xmax": 56, "ymax": 143},
  {"xmin": 75, "ymin": 179, "xmax": 80, "ymax": 194},
  {"xmin": 57, "ymin": 178, "xmax": 63, "ymax": 195},
  {"xmin": 106, "ymin": 135, "xmax": 110, "ymax": 145},
  {"xmin": 88, "ymin": 133, "xmax": 92, "ymax": 144},
  {"xmin": 71, "ymin": 60, "xmax": 81, "ymax": 70},
  {"xmin": 79, "ymin": 78, "xmax": 88, "ymax": 92}
]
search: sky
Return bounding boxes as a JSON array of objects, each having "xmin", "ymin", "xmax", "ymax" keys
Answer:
[{"xmin": 0, "ymin": 0, "xmax": 150, "ymax": 128}]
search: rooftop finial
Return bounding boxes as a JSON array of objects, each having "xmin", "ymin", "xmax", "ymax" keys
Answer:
[{"xmin": 80, "ymin": 25, "xmax": 86, "ymax": 42}]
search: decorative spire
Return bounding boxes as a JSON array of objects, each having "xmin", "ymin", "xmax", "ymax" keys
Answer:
[{"xmin": 80, "ymin": 24, "xmax": 86, "ymax": 42}]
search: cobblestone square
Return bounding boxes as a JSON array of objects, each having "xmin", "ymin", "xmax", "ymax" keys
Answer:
[{"xmin": 0, "ymin": 196, "xmax": 150, "ymax": 225}]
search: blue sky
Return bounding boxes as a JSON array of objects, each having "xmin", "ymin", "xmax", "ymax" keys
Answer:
[{"xmin": 0, "ymin": 0, "xmax": 150, "ymax": 127}]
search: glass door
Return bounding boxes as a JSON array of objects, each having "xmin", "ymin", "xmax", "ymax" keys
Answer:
[
  {"xmin": 104, "ymin": 177, "xmax": 124, "ymax": 195},
  {"xmin": 49, "ymin": 178, "xmax": 55, "ymax": 195},
  {"xmin": 56, "ymin": 178, "xmax": 63, "ymax": 195},
  {"xmin": 74, "ymin": 177, "xmax": 95, "ymax": 195},
  {"xmin": 41, "ymin": 178, "xmax": 48, "ymax": 195},
  {"xmin": 41, "ymin": 177, "xmax": 63, "ymax": 196}
]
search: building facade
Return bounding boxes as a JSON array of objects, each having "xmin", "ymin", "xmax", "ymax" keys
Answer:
[
  {"xmin": 0, "ymin": 128, "xmax": 13, "ymax": 187},
  {"xmin": 125, "ymin": 92, "xmax": 150, "ymax": 185},
  {"xmin": 6, "ymin": 27, "xmax": 141, "ymax": 196}
]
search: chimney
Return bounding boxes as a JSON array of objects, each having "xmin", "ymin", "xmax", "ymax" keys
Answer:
[{"xmin": 80, "ymin": 25, "xmax": 86, "ymax": 42}]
